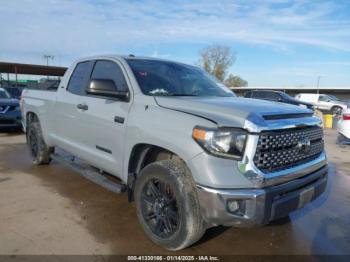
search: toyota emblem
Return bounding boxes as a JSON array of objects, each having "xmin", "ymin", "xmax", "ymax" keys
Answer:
[{"xmin": 297, "ymin": 137, "xmax": 311, "ymax": 153}]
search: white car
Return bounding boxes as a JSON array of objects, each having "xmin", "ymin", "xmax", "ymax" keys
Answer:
[
  {"xmin": 338, "ymin": 109, "xmax": 350, "ymax": 141},
  {"xmin": 295, "ymin": 93, "xmax": 349, "ymax": 115}
]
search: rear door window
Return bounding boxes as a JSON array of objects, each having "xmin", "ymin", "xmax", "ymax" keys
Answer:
[
  {"xmin": 254, "ymin": 91, "xmax": 268, "ymax": 99},
  {"xmin": 253, "ymin": 91, "xmax": 280, "ymax": 101},
  {"xmin": 67, "ymin": 61, "xmax": 94, "ymax": 95}
]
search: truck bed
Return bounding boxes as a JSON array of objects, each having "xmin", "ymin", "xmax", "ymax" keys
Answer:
[{"xmin": 21, "ymin": 89, "xmax": 58, "ymax": 132}]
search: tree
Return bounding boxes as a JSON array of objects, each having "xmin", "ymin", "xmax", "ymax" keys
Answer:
[
  {"xmin": 224, "ymin": 74, "xmax": 248, "ymax": 87},
  {"xmin": 198, "ymin": 44, "xmax": 248, "ymax": 87},
  {"xmin": 199, "ymin": 44, "xmax": 236, "ymax": 82}
]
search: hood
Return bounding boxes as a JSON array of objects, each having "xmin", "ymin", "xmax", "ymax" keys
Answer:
[
  {"xmin": 0, "ymin": 98, "xmax": 19, "ymax": 106},
  {"xmin": 155, "ymin": 96, "xmax": 313, "ymax": 127}
]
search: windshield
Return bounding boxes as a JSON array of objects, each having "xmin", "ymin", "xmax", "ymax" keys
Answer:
[
  {"xmin": 4, "ymin": 87, "xmax": 21, "ymax": 98},
  {"xmin": 0, "ymin": 89, "xmax": 11, "ymax": 99},
  {"xmin": 126, "ymin": 59, "xmax": 235, "ymax": 97}
]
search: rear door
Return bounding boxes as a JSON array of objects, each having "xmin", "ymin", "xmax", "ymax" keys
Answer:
[
  {"xmin": 53, "ymin": 61, "xmax": 95, "ymax": 154},
  {"xmin": 317, "ymin": 95, "xmax": 332, "ymax": 110},
  {"xmin": 77, "ymin": 59, "xmax": 131, "ymax": 177}
]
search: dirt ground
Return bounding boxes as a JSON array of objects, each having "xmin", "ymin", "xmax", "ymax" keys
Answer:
[{"xmin": 0, "ymin": 129, "xmax": 349, "ymax": 255}]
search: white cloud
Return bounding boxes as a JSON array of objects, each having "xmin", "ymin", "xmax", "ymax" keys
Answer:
[{"xmin": 0, "ymin": 0, "xmax": 349, "ymax": 64}]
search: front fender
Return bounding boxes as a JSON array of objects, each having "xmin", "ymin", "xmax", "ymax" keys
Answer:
[{"xmin": 123, "ymin": 99, "xmax": 216, "ymax": 182}]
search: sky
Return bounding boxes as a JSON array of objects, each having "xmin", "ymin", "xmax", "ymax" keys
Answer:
[{"xmin": 1, "ymin": 0, "xmax": 350, "ymax": 87}]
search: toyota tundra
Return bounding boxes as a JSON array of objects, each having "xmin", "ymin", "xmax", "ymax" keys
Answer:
[{"xmin": 21, "ymin": 55, "xmax": 328, "ymax": 250}]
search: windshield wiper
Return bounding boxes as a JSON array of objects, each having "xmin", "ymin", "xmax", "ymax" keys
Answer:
[{"xmin": 169, "ymin": 93, "xmax": 198, "ymax": 96}]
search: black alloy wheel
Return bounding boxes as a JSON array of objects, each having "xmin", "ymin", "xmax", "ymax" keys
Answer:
[
  {"xmin": 134, "ymin": 160, "xmax": 206, "ymax": 250},
  {"xmin": 28, "ymin": 127, "xmax": 39, "ymax": 158},
  {"xmin": 140, "ymin": 178, "xmax": 180, "ymax": 239}
]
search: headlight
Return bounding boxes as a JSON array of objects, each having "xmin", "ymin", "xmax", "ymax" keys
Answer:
[
  {"xmin": 15, "ymin": 106, "xmax": 21, "ymax": 111},
  {"xmin": 192, "ymin": 126, "xmax": 247, "ymax": 160}
]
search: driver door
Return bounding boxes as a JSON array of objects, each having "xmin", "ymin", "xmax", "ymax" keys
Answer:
[{"xmin": 76, "ymin": 59, "xmax": 131, "ymax": 178}]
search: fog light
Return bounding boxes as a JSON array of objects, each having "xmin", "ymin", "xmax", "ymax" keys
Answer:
[
  {"xmin": 227, "ymin": 199, "xmax": 247, "ymax": 216},
  {"xmin": 227, "ymin": 200, "xmax": 239, "ymax": 213}
]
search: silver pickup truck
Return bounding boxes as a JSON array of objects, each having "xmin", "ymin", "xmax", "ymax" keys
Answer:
[{"xmin": 21, "ymin": 55, "xmax": 328, "ymax": 250}]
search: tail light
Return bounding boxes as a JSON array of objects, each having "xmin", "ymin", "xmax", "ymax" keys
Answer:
[{"xmin": 343, "ymin": 114, "xmax": 350, "ymax": 120}]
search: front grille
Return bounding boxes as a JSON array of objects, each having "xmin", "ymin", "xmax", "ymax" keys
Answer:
[
  {"xmin": 0, "ymin": 106, "xmax": 9, "ymax": 113},
  {"xmin": 0, "ymin": 119, "xmax": 15, "ymax": 125},
  {"xmin": 253, "ymin": 126, "xmax": 324, "ymax": 172},
  {"xmin": 0, "ymin": 105, "xmax": 17, "ymax": 113}
]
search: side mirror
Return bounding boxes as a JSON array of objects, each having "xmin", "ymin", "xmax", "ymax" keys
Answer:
[{"xmin": 86, "ymin": 79, "xmax": 129, "ymax": 101}]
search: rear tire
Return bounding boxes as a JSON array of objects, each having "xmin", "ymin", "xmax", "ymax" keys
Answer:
[
  {"xmin": 134, "ymin": 159, "xmax": 206, "ymax": 250},
  {"xmin": 26, "ymin": 119, "xmax": 54, "ymax": 165},
  {"xmin": 331, "ymin": 106, "xmax": 342, "ymax": 116}
]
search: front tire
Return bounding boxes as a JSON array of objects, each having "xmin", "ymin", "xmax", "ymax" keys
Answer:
[
  {"xmin": 26, "ymin": 119, "xmax": 53, "ymax": 165},
  {"xmin": 134, "ymin": 159, "xmax": 206, "ymax": 250}
]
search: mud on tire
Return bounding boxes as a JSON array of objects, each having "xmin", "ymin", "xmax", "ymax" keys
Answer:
[
  {"xmin": 134, "ymin": 159, "xmax": 206, "ymax": 251},
  {"xmin": 26, "ymin": 119, "xmax": 54, "ymax": 165}
]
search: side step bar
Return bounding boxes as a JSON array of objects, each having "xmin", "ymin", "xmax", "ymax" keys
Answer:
[{"xmin": 51, "ymin": 152, "xmax": 126, "ymax": 194}]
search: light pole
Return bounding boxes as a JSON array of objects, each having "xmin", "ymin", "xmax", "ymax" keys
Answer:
[
  {"xmin": 43, "ymin": 55, "xmax": 54, "ymax": 66},
  {"xmin": 43, "ymin": 55, "xmax": 54, "ymax": 79},
  {"xmin": 316, "ymin": 76, "xmax": 322, "ymax": 94}
]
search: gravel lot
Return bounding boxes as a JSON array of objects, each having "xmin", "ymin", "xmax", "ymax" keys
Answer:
[{"xmin": 0, "ymin": 129, "xmax": 349, "ymax": 255}]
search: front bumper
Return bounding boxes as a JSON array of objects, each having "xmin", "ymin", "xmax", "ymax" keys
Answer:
[
  {"xmin": 0, "ymin": 111, "xmax": 22, "ymax": 129},
  {"xmin": 338, "ymin": 122, "xmax": 350, "ymax": 140},
  {"xmin": 196, "ymin": 165, "xmax": 328, "ymax": 227}
]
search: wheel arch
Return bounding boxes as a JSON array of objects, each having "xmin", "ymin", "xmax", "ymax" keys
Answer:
[
  {"xmin": 26, "ymin": 111, "xmax": 39, "ymax": 125},
  {"xmin": 25, "ymin": 111, "xmax": 53, "ymax": 147},
  {"xmin": 127, "ymin": 143, "xmax": 186, "ymax": 202}
]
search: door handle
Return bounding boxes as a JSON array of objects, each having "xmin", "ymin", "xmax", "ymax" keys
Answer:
[
  {"xmin": 77, "ymin": 103, "xmax": 88, "ymax": 111},
  {"xmin": 114, "ymin": 116, "xmax": 125, "ymax": 124}
]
